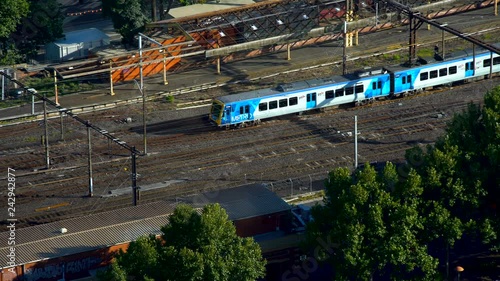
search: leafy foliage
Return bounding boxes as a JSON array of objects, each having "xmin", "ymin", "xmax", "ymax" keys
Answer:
[
  {"xmin": 14, "ymin": 0, "xmax": 65, "ymax": 45},
  {"xmin": 0, "ymin": 0, "xmax": 29, "ymax": 39},
  {"xmin": 96, "ymin": 262, "xmax": 127, "ymax": 281},
  {"xmin": 102, "ymin": 0, "xmax": 149, "ymax": 45},
  {"xmin": 307, "ymin": 164, "xmax": 438, "ymax": 280},
  {"xmin": 0, "ymin": 0, "xmax": 63, "ymax": 63},
  {"xmin": 178, "ymin": 0, "xmax": 207, "ymax": 6},
  {"xmin": 0, "ymin": 44, "xmax": 24, "ymax": 65},
  {"xmin": 406, "ymin": 86, "xmax": 500, "ymax": 248},
  {"xmin": 307, "ymin": 86, "xmax": 500, "ymax": 280},
  {"xmin": 99, "ymin": 204, "xmax": 266, "ymax": 281}
]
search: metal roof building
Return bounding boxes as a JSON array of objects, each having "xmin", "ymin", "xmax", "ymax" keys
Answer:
[
  {"xmin": 186, "ymin": 183, "xmax": 291, "ymax": 220},
  {"xmin": 45, "ymin": 28, "xmax": 110, "ymax": 62},
  {"xmin": 0, "ymin": 200, "xmax": 174, "ymax": 267},
  {"xmin": 0, "ymin": 184, "xmax": 292, "ymax": 281}
]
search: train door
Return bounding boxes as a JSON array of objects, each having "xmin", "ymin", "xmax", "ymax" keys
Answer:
[
  {"xmin": 306, "ymin": 93, "xmax": 317, "ymax": 109},
  {"xmin": 239, "ymin": 104, "xmax": 251, "ymax": 122},
  {"xmin": 465, "ymin": 61, "xmax": 474, "ymax": 77},
  {"xmin": 371, "ymin": 79, "xmax": 382, "ymax": 97},
  {"xmin": 400, "ymin": 74, "xmax": 412, "ymax": 91},
  {"xmin": 223, "ymin": 105, "xmax": 231, "ymax": 125}
]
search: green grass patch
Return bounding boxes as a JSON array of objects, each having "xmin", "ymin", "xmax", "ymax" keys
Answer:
[
  {"xmin": 417, "ymin": 48, "xmax": 434, "ymax": 58},
  {"xmin": 0, "ymin": 100, "xmax": 25, "ymax": 109},
  {"xmin": 21, "ymin": 77, "xmax": 95, "ymax": 96},
  {"xmin": 164, "ymin": 95, "xmax": 174, "ymax": 103},
  {"xmin": 23, "ymin": 136, "xmax": 38, "ymax": 143}
]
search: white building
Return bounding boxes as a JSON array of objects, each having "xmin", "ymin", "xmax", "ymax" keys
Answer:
[{"xmin": 45, "ymin": 28, "xmax": 110, "ymax": 62}]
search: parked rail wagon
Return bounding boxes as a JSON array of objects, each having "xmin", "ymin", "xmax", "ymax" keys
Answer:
[{"xmin": 209, "ymin": 44, "xmax": 500, "ymax": 128}]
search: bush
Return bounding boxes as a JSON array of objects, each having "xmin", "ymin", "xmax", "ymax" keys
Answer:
[{"xmin": 164, "ymin": 95, "xmax": 174, "ymax": 103}]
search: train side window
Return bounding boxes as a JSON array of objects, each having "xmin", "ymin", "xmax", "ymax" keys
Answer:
[
  {"xmin": 439, "ymin": 68, "xmax": 447, "ymax": 77},
  {"xmin": 420, "ymin": 72, "xmax": 428, "ymax": 81},
  {"xmin": 449, "ymin": 66, "xmax": 457, "ymax": 74},
  {"xmin": 345, "ymin": 87, "xmax": 354, "ymax": 96},
  {"xmin": 494, "ymin": 57, "xmax": 500, "ymax": 65},
  {"xmin": 306, "ymin": 95, "xmax": 311, "ymax": 102},
  {"xmin": 259, "ymin": 103, "xmax": 268, "ymax": 111},
  {"xmin": 239, "ymin": 106, "xmax": 243, "ymax": 114},
  {"xmin": 406, "ymin": 75, "xmax": 411, "ymax": 84},
  {"xmin": 269, "ymin": 101, "xmax": 278, "ymax": 110},
  {"xmin": 430, "ymin": 70, "xmax": 438, "ymax": 79},
  {"xmin": 378, "ymin": 81, "xmax": 382, "ymax": 88},
  {"xmin": 325, "ymin": 90, "xmax": 334, "ymax": 99},
  {"xmin": 483, "ymin": 59, "xmax": 491, "ymax": 67},
  {"xmin": 354, "ymin": 85, "xmax": 364, "ymax": 93},
  {"xmin": 402, "ymin": 76, "xmax": 406, "ymax": 84},
  {"xmin": 311, "ymin": 93, "xmax": 316, "ymax": 101},
  {"xmin": 279, "ymin": 99, "xmax": 288, "ymax": 108},
  {"xmin": 245, "ymin": 105, "xmax": 249, "ymax": 113},
  {"xmin": 289, "ymin": 97, "xmax": 298, "ymax": 105},
  {"xmin": 335, "ymin": 89, "xmax": 343, "ymax": 97},
  {"xmin": 465, "ymin": 62, "xmax": 473, "ymax": 71},
  {"xmin": 372, "ymin": 82, "xmax": 377, "ymax": 89}
]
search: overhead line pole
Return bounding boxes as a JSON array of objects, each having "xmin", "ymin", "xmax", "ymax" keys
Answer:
[
  {"xmin": 136, "ymin": 33, "xmax": 164, "ymax": 155},
  {"xmin": 0, "ymin": 70, "xmax": 140, "ymax": 154},
  {"xmin": 43, "ymin": 93, "xmax": 50, "ymax": 169},
  {"xmin": 0, "ymin": 70, "xmax": 141, "ymax": 205},
  {"xmin": 381, "ymin": 0, "xmax": 500, "ymax": 56}
]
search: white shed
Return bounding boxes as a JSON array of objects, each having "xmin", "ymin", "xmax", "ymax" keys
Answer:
[{"xmin": 45, "ymin": 28, "xmax": 110, "ymax": 62}]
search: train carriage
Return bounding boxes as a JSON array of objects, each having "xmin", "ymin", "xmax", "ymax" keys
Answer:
[
  {"xmin": 209, "ymin": 70, "xmax": 391, "ymax": 127},
  {"xmin": 391, "ymin": 43, "xmax": 500, "ymax": 93},
  {"xmin": 209, "ymin": 43, "xmax": 500, "ymax": 128}
]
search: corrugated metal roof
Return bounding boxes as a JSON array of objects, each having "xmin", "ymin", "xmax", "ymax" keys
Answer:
[
  {"xmin": 0, "ymin": 201, "xmax": 175, "ymax": 267},
  {"xmin": 54, "ymin": 28, "xmax": 110, "ymax": 46},
  {"xmin": 217, "ymin": 74, "xmax": 359, "ymax": 103},
  {"xmin": 0, "ymin": 184, "xmax": 291, "ymax": 268},
  {"xmin": 186, "ymin": 184, "xmax": 291, "ymax": 220}
]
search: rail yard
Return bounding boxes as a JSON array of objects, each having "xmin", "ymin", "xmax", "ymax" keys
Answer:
[{"xmin": 0, "ymin": 3, "xmax": 499, "ymax": 230}]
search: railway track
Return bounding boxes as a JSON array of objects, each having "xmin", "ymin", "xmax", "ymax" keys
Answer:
[
  {"xmin": 1, "ymin": 21, "xmax": 499, "ymax": 227},
  {"xmin": 0, "ymin": 77, "xmax": 495, "ymax": 228}
]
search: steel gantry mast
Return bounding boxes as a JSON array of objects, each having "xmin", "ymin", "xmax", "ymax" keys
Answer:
[
  {"xmin": 380, "ymin": 0, "xmax": 500, "ymax": 65},
  {"xmin": 0, "ymin": 70, "xmax": 142, "ymax": 206}
]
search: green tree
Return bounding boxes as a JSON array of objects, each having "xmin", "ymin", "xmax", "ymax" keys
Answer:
[
  {"xmin": 1, "ymin": 0, "xmax": 63, "ymax": 64},
  {"xmin": 10, "ymin": 0, "xmax": 64, "ymax": 61},
  {"xmin": 307, "ymin": 163, "xmax": 438, "ymax": 280},
  {"xmin": 0, "ymin": 44, "xmax": 23, "ymax": 65},
  {"xmin": 0, "ymin": 0, "xmax": 29, "ymax": 39},
  {"xmin": 96, "ymin": 262, "xmax": 127, "ymax": 281},
  {"xmin": 406, "ymin": 86, "xmax": 500, "ymax": 249},
  {"xmin": 117, "ymin": 235, "xmax": 159, "ymax": 280},
  {"xmin": 102, "ymin": 0, "xmax": 150, "ymax": 45},
  {"xmin": 20, "ymin": 0, "xmax": 64, "ymax": 45},
  {"xmin": 100, "ymin": 203, "xmax": 266, "ymax": 281}
]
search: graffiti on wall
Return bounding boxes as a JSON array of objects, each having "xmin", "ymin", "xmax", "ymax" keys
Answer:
[{"xmin": 24, "ymin": 256, "xmax": 102, "ymax": 281}]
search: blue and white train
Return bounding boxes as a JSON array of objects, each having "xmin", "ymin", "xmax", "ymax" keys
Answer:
[{"xmin": 209, "ymin": 44, "xmax": 500, "ymax": 127}]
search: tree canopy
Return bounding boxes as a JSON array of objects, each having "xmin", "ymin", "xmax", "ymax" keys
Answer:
[
  {"xmin": 306, "ymin": 86, "xmax": 500, "ymax": 280},
  {"xmin": 0, "ymin": 0, "xmax": 63, "ymax": 64},
  {"xmin": 99, "ymin": 203, "xmax": 266, "ymax": 281},
  {"xmin": 102, "ymin": 0, "xmax": 150, "ymax": 45},
  {"xmin": 307, "ymin": 164, "xmax": 439, "ymax": 280},
  {"xmin": 406, "ymin": 86, "xmax": 500, "ymax": 248},
  {"xmin": 0, "ymin": 0, "xmax": 29, "ymax": 39}
]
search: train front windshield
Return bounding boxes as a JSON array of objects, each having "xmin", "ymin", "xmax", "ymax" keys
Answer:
[{"xmin": 210, "ymin": 100, "xmax": 224, "ymax": 125}]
